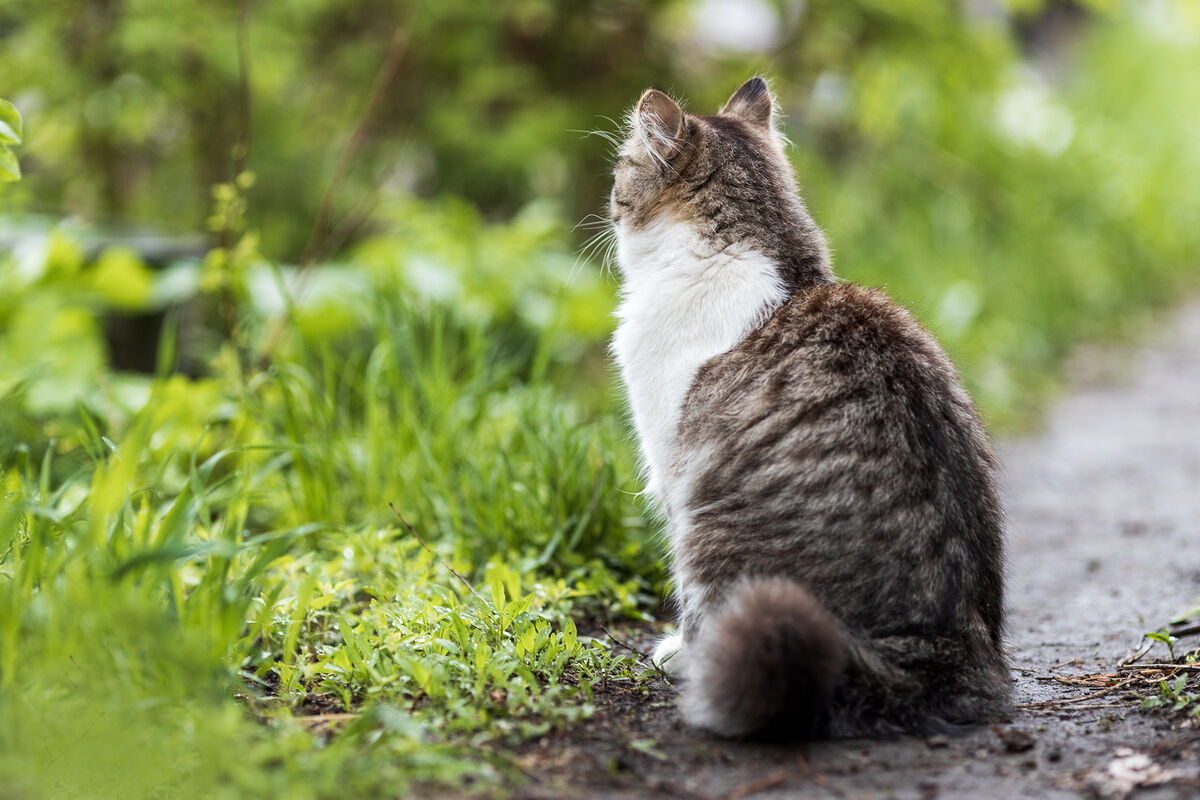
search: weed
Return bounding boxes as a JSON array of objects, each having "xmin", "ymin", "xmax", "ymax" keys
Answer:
[{"xmin": 1141, "ymin": 675, "xmax": 1200, "ymax": 721}]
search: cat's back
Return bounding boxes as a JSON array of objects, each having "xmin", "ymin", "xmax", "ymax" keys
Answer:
[
  {"xmin": 675, "ymin": 282, "xmax": 1003, "ymax": 634},
  {"xmin": 683, "ymin": 281, "xmax": 983, "ymax": 447}
]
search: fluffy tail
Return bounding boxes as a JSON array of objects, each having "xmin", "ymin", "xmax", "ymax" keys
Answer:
[
  {"xmin": 680, "ymin": 577, "xmax": 1010, "ymax": 738},
  {"xmin": 680, "ymin": 577, "xmax": 846, "ymax": 738}
]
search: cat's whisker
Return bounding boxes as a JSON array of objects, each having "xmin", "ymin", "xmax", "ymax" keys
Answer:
[
  {"xmin": 573, "ymin": 213, "xmax": 610, "ymax": 233},
  {"xmin": 571, "ymin": 128, "xmax": 622, "ymax": 149},
  {"xmin": 571, "ymin": 225, "xmax": 618, "ymax": 283}
]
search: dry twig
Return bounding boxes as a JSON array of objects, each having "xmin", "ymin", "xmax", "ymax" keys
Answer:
[
  {"xmin": 1168, "ymin": 623, "xmax": 1200, "ymax": 638},
  {"xmin": 597, "ymin": 623, "xmax": 666, "ymax": 678},
  {"xmin": 726, "ymin": 769, "xmax": 788, "ymax": 800},
  {"xmin": 795, "ymin": 749, "xmax": 828, "ymax": 788},
  {"xmin": 1019, "ymin": 677, "xmax": 1138, "ymax": 710},
  {"xmin": 597, "ymin": 624, "xmax": 650, "ymax": 659},
  {"xmin": 257, "ymin": 15, "xmax": 414, "ymax": 366},
  {"xmin": 388, "ymin": 502, "xmax": 488, "ymax": 606},
  {"xmin": 235, "ymin": 0, "xmax": 252, "ymax": 178}
]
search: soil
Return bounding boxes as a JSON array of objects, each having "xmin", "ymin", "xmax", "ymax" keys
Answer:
[{"xmin": 510, "ymin": 304, "xmax": 1200, "ymax": 800}]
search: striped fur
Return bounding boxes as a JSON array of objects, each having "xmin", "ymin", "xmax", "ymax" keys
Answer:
[{"xmin": 609, "ymin": 78, "xmax": 1011, "ymax": 738}]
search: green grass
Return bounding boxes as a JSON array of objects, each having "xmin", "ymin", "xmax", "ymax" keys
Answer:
[
  {"xmin": 0, "ymin": 293, "xmax": 660, "ymax": 798},
  {"xmin": 0, "ymin": 203, "xmax": 661, "ymax": 796}
]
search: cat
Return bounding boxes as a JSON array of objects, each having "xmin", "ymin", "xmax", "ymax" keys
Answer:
[{"xmin": 608, "ymin": 77, "xmax": 1011, "ymax": 738}]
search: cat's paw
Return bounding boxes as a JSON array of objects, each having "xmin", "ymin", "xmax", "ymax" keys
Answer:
[{"xmin": 652, "ymin": 632, "xmax": 686, "ymax": 675}]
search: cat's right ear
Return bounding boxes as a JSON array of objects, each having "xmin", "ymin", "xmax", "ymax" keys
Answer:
[
  {"xmin": 721, "ymin": 77, "xmax": 773, "ymax": 129},
  {"xmin": 633, "ymin": 89, "xmax": 685, "ymax": 165}
]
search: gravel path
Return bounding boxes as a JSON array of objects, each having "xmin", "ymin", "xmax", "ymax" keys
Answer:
[{"xmin": 515, "ymin": 304, "xmax": 1200, "ymax": 800}]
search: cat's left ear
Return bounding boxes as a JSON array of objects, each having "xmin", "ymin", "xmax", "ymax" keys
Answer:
[
  {"xmin": 721, "ymin": 77, "xmax": 773, "ymax": 129},
  {"xmin": 634, "ymin": 88, "xmax": 686, "ymax": 163}
]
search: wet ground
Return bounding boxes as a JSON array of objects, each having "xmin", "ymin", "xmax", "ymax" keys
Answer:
[{"xmin": 512, "ymin": 304, "xmax": 1200, "ymax": 799}]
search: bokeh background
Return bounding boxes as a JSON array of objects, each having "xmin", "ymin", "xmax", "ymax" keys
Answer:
[
  {"xmin": 2, "ymin": 1, "xmax": 1200, "ymax": 797},
  {"xmin": 3, "ymin": 0, "xmax": 1200, "ymax": 422}
]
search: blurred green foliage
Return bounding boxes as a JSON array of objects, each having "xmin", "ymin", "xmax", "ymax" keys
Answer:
[
  {"xmin": 0, "ymin": 98, "xmax": 21, "ymax": 181},
  {"xmin": 3, "ymin": 1, "xmax": 1199, "ymax": 423},
  {"xmin": 0, "ymin": 199, "xmax": 656, "ymax": 796},
  {"xmin": 4, "ymin": 0, "xmax": 1200, "ymax": 796},
  {"xmin": 0, "ymin": 0, "xmax": 682, "ymax": 255},
  {"xmin": 0, "ymin": 221, "xmax": 655, "ymax": 797}
]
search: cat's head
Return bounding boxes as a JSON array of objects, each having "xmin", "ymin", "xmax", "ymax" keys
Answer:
[{"xmin": 610, "ymin": 77, "xmax": 830, "ymax": 288}]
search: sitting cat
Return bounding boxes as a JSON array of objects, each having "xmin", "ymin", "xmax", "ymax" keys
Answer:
[{"xmin": 609, "ymin": 77, "xmax": 1011, "ymax": 738}]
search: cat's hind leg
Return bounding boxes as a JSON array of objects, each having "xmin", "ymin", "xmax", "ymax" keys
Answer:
[{"xmin": 652, "ymin": 631, "xmax": 686, "ymax": 675}]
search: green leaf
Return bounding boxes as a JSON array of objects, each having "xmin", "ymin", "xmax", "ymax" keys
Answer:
[
  {"xmin": 0, "ymin": 146, "xmax": 19, "ymax": 182},
  {"xmin": 489, "ymin": 573, "xmax": 506, "ymax": 611},
  {"xmin": 473, "ymin": 643, "xmax": 490, "ymax": 675},
  {"xmin": 562, "ymin": 618, "xmax": 577, "ymax": 652},
  {"xmin": 628, "ymin": 738, "xmax": 668, "ymax": 761},
  {"xmin": 0, "ymin": 99, "xmax": 21, "ymax": 145},
  {"xmin": 502, "ymin": 594, "xmax": 533, "ymax": 619}
]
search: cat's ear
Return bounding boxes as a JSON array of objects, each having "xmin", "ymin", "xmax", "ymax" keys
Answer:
[
  {"xmin": 721, "ymin": 77, "xmax": 773, "ymax": 129},
  {"xmin": 634, "ymin": 88, "xmax": 685, "ymax": 163}
]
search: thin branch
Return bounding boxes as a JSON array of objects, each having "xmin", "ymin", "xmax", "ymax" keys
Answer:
[
  {"xmin": 298, "ymin": 18, "xmax": 412, "ymax": 272},
  {"xmin": 296, "ymin": 712, "xmax": 360, "ymax": 724},
  {"xmin": 1030, "ymin": 703, "xmax": 1129, "ymax": 712},
  {"xmin": 596, "ymin": 623, "xmax": 649, "ymax": 659},
  {"xmin": 1018, "ymin": 677, "xmax": 1138, "ymax": 710},
  {"xmin": 388, "ymin": 502, "xmax": 488, "ymax": 606},
  {"xmin": 256, "ymin": 15, "xmax": 414, "ymax": 367},
  {"xmin": 1168, "ymin": 623, "xmax": 1200, "ymax": 637},
  {"xmin": 597, "ymin": 623, "xmax": 665, "ymax": 677},
  {"xmin": 794, "ymin": 750, "xmax": 828, "ymax": 789},
  {"xmin": 234, "ymin": 0, "xmax": 252, "ymax": 177},
  {"xmin": 726, "ymin": 770, "xmax": 788, "ymax": 800}
]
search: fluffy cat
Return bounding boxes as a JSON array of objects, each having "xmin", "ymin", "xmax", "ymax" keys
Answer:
[{"xmin": 609, "ymin": 77, "xmax": 1011, "ymax": 738}]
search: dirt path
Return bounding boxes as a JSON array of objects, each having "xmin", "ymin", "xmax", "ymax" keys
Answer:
[{"xmin": 514, "ymin": 304, "xmax": 1200, "ymax": 799}]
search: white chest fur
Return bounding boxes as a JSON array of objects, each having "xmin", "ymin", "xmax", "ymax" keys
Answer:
[{"xmin": 611, "ymin": 217, "xmax": 786, "ymax": 503}]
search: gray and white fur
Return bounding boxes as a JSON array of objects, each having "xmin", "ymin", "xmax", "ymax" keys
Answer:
[{"xmin": 609, "ymin": 77, "xmax": 1011, "ymax": 738}]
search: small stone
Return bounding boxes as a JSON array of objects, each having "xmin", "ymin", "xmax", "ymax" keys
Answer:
[
  {"xmin": 995, "ymin": 726, "xmax": 1036, "ymax": 753},
  {"xmin": 925, "ymin": 734, "xmax": 950, "ymax": 749}
]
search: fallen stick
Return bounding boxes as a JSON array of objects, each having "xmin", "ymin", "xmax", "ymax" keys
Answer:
[
  {"xmin": 596, "ymin": 623, "xmax": 663, "ymax": 676},
  {"xmin": 1168, "ymin": 623, "xmax": 1200, "ymax": 637},
  {"xmin": 1018, "ymin": 677, "xmax": 1138, "ymax": 710},
  {"xmin": 389, "ymin": 502, "xmax": 489, "ymax": 607},
  {"xmin": 726, "ymin": 769, "xmax": 788, "ymax": 800}
]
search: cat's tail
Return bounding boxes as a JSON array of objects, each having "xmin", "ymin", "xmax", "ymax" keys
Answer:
[
  {"xmin": 678, "ymin": 576, "xmax": 1011, "ymax": 738},
  {"xmin": 679, "ymin": 577, "xmax": 847, "ymax": 738}
]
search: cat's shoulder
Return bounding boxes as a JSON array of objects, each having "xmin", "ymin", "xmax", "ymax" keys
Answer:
[
  {"xmin": 737, "ymin": 281, "xmax": 940, "ymax": 362},
  {"xmin": 684, "ymin": 281, "xmax": 960, "ymax": 413}
]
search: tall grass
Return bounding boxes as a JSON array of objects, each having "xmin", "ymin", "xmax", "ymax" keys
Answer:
[{"xmin": 0, "ymin": 294, "xmax": 657, "ymax": 798}]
